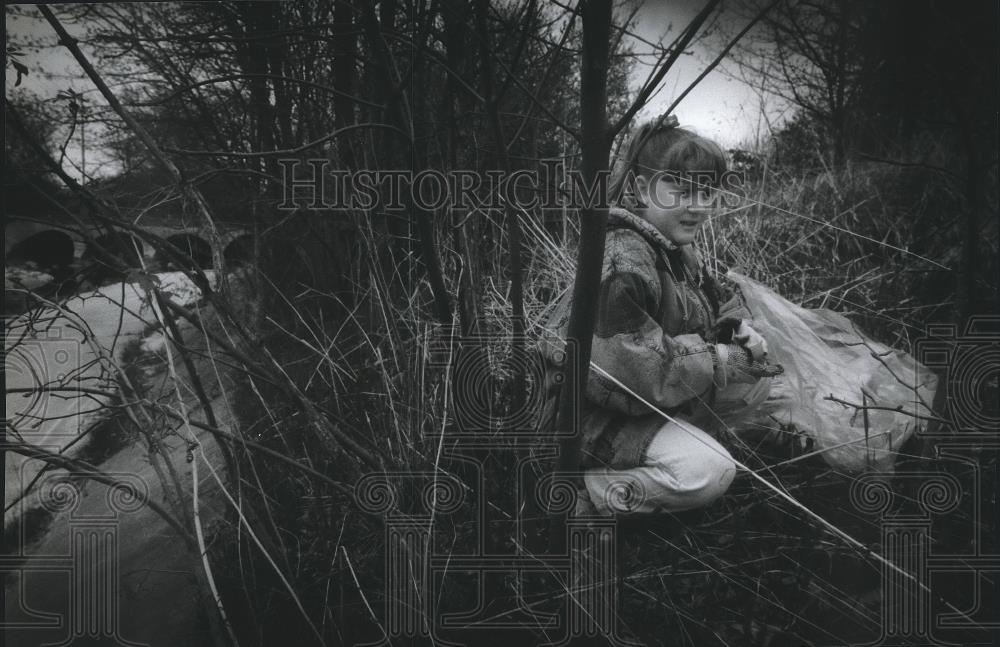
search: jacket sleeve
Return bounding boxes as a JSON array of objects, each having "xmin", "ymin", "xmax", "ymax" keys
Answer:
[{"xmin": 585, "ymin": 240, "xmax": 722, "ymax": 415}]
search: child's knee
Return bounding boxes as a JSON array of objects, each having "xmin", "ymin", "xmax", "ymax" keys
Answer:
[
  {"xmin": 644, "ymin": 442, "xmax": 736, "ymax": 511},
  {"xmin": 674, "ymin": 450, "xmax": 735, "ymax": 508}
]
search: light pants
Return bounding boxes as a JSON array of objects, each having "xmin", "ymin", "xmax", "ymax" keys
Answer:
[{"xmin": 583, "ymin": 378, "xmax": 772, "ymax": 515}]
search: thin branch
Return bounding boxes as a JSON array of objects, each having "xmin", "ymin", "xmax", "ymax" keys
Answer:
[
  {"xmin": 552, "ymin": 0, "xmax": 613, "ymax": 519},
  {"xmin": 663, "ymin": 0, "xmax": 781, "ymax": 117},
  {"xmin": 200, "ymin": 454, "xmax": 328, "ymax": 647},
  {"xmin": 856, "ymin": 152, "xmax": 962, "ymax": 182},
  {"xmin": 165, "ymin": 122, "xmax": 407, "ymax": 158},
  {"xmin": 612, "ymin": 0, "xmax": 722, "ymax": 135},
  {"xmin": 132, "ymin": 72, "xmax": 383, "ymax": 109},
  {"xmin": 157, "ymin": 409, "xmax": 358, "ymax": 501},
  {"xmin": 39, "ymin": 5, "xmax": 226, "ymax": 277},
  {"xmin": 823, "ymin": 395, "xmax": 947, "ymax": 425},
  {"xmin": 589, "ymin": 363, "xmax": 975, "ymax": 624},
  {"xmin": 4, "ymin": 439, "xmax": 194, "ymax": 546},
  {"xmin": 507, "ymin": 0, "xmax": 581, "ymax": 148},
  {"xmin": 489, "ymin": 46, "xmax": 578, "ymax": 139}
]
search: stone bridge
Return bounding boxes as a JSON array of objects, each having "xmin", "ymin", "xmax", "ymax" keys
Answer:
[{"xmin": 5, "ymin": 217, "xmax": 252, "ymax": 276}]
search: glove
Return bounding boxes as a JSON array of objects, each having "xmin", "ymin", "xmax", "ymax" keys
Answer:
[
  {"xmin": 716, "ymin": 344, "xmax": 783, "ymax": 385},
  {"xmin": 715, "ymin": 317, "xmax": 741, "ymax": 343},
  {"xmin": 733, "ymin": 321, "xmax": 768, "ymax": 361}
]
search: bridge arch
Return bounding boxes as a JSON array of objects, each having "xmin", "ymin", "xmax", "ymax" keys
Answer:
[
  {"xmin": 6, "ymin": 230, "xmax": 75, "ymax": 271},
  {"xmin": 157, "ymin": 233, "xmax": 213, "ymax": 270},
  {"xmin": 79, "ymin": 232, "xmax": 146, "ymax": 286},
  {"xmin": 82, "ymin": 232, "xmax": 145, "ymax": 271},
  {"xmin": 223, "ymin": 234, "xmax": 254, "ymax": 266}
]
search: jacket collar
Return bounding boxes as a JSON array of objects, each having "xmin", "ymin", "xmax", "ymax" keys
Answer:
[
  {"xmin": 607, "ymin": 206, "xmax": 705, "ymax": 285},
  {"xmin": 607, "ymin": 206, "xmax": 679, "ymax": 253}
]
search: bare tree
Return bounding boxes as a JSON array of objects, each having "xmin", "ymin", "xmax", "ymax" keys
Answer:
[{"xmin": 724, "ymin": 0, "xmax": 864, "ymax": 165}]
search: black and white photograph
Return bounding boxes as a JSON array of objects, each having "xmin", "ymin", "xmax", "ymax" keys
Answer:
[{"xmin": 4, "ymin": 1, "xmax": 998, "ymax": 645}]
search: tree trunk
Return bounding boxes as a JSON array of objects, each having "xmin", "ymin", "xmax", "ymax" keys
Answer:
[
  {"xmin": 443, "ymin": 0, "xmax": 482, "ymax": 337},
  {"xmin": 475, "ymin": 0, "xmax": 527, "ymax": 411},
  {"xmin": 553, "ymin": 0, "xmax": 612, "ymax": 514},
  {"xmin": 332, "ymin": 0, "xmax": 358, "ymax": 169},
  {"xmin": 359, "ymin": 1, "xmax": 452, "ymax": 324}
]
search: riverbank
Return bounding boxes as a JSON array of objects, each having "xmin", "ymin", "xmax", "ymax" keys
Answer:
[{"xmin": 3, "ymin": 272, "xmax": 241, "ymax": 646}]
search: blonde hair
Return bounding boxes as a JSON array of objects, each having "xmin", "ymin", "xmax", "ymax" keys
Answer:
[{"xmin": 610, "ymin": 118, "xmax": 727, "ymax": 206}]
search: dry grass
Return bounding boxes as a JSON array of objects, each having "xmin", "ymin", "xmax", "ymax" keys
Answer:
[{"xmin": 201, "ymin": 151, "xmax": 997, "ymax": 646}]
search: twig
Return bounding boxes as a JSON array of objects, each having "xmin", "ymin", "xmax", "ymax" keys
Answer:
[
  {"xmin": 710, "ymin": 182, "xmax": 951, "ymax": 271},
  {"xmin": 856, "ymin": 152, "xmax": 962, "ymax": 182},
  {"xmin": 155, "ymin": 409, "xmax": 357, "ymax": 500},
  {"xmin": 663, "ymin": 0, "xmax": 781, "ymax": 117},
  {"xmin": 133, "ymin": 72, "xmax": 383, "ymax": 109},
  {"xmin": 589, "ymin": 363, "xmax": 976, "ymax": 624},
  {"xmin": 192, "ymin": 440, "xmax": 241, "ymax": 647},
  {"xmin": 3, "ymin": 416, "xmax": 111, "ymax": 513},
  {"xmin": 853, "ymin": 330, "xmax": 936, "ymax": 413},
  {"xmin": 764, "ymin": 428, "xmax": 892, "ymax": 470},
  {"xmin": 340, "ymin": 546, "xmax": 388, "ymax": 641},
  {"xmin": 165, "ymin": 122, "xmax": 406, "ymax": 158},
  {"xmin": 4, "ymin": 440, "xmax": 193, "ymax": 545},
  {"xmin": 823, "ymin": 394, "xmax": 945, "ymax": 424},
  {"xmin": 8, "ymin": 288, "xmax": 192, "ymax": 522},
  {"xmin": 611, "ymin": 0, "xmax": 722, "ymax": 134},
  {"xmin": 39, "ymin": 5, "xmax": 226, "ymax": 280},
  {"xmin": 200, "ymin": 453, "xmax": 328, "ymax": 647},
  {"xmin": 148, "ymin": 277, "xmax": 237, "ymax": 647}
]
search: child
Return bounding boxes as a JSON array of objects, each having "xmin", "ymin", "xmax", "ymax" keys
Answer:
[{"xmin": 539, "ymin": 115, "xmax": 782, "ymax": 516}]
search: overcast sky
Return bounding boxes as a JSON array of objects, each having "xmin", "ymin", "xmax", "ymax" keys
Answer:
[
  {"xmin": 6, "ymin": 1, "xmax": 780, "ymax": 180},
  {"xmin": 625, "ymin": 0, "xmax": 785, "ymax": 146}
]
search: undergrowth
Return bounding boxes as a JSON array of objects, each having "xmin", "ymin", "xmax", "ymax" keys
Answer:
[{"xmin": 207, "ymin": 153, "xmax": 997, "ymax": 646}]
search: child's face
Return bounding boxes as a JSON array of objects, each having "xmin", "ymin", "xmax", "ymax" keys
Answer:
[{"xmin": 636, "ymin": 173, "xmax": 714, "ymax": 246}]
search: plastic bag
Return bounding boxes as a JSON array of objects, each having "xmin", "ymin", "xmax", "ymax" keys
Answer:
[{"xmin": 729, "ymin": 272, "xmax": 938, "ymax": 472}]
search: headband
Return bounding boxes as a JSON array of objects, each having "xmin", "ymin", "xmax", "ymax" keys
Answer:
[{"xmin": 651, "ymin": 112, "xmax": 679, "ymax": 132}]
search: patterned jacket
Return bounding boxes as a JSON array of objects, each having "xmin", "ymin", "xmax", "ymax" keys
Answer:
[{"xmin": 537, "ymin": 207, "xmax": 752, "ymax": 467}]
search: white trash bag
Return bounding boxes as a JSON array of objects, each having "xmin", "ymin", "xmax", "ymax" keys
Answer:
[{"xmin": 729, "ymin": 272, "xmax": 938, "ymax": 473}]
